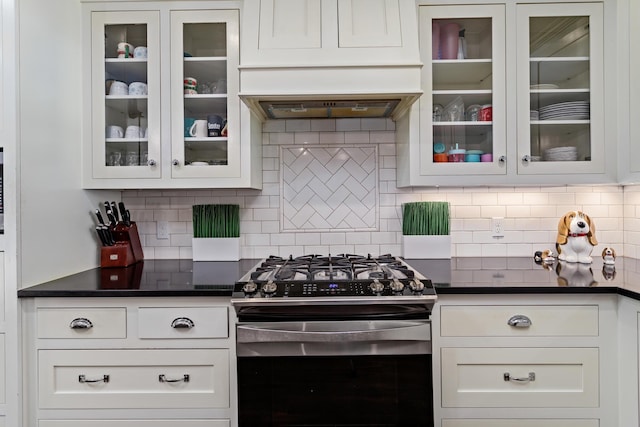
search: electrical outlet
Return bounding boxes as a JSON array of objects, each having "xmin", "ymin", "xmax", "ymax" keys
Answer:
[
  {"xmin": 157, "ymin": 220, "xmax": 170, "ymax": 239},
  {"xmin": 491, "ymin": 217, "xmax": 505, "ymax": 237}
]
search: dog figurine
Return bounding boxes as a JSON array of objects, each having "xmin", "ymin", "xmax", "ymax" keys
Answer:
[
  {"xmin": 602, "ymin": 247, "xmax": 616, "ymax": 265},
  {"xmin": 556, "ymin": 261, "xmax": 597, "ymax": 287},
  {"xmin": 556, "ymin": 211, "xmax": 597, "ymax": 264}
]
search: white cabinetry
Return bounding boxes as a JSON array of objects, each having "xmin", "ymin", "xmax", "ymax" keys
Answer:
[
  {"xmin": 397, "ymin": 1, "xmax": 612, "ymax": 187},
  {"xmin": 83, "ymin": 3, "xmax": 261, "ymax": 189},
  {"xmin": 22, "ymin": 297, "xmax": 236, "ymax": 427},
  {"xmin": 433, "ymin": 294, "xmax": 618, "ymax": 426}
]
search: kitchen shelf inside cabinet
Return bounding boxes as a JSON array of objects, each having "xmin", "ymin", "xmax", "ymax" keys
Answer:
[
  {"xmin": 433, "ymin": 91, "xmax": 493, "ymax": 107},
  {"xmin": 105, "ymin": 59, "xmax": 148, "ymax": 83},
  {"xmin": 433, "ymin": 60, "xmax": 492, "ymax": 90},
  {"xmin": 184, "ymin": 95, "xmax": 227, "ymax": 115},
  {"xmin": 530, "ymin": 58, "xmax": 589, "ymax": 88},
  {"xmin": 183, "ymin": 57, "xmax": 226, "ymax": 79}
]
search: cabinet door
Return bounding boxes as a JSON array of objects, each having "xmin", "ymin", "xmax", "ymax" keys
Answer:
[
  {"xmin": 419, "ymin": 5, "xmax": 506, "ymax": 177},
  {"xmin": 170, "ymin": 10, "xmax": 241, "ymax": 179},
  {"xmin": 516, "ymin": 3, "xmax": 604, "ymax": 175},
  {"xmin": 90, "ymin": 11, "xmax": 161, "ymax": 179}
]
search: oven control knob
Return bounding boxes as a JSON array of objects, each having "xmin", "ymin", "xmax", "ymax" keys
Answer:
[
  {"xmin": 390, "ymin": 279, "xmax": 405, "ymax": 293},
  {"xmin": 261, "ymin": 281, "xmax": 278, "ymax": 295},
  {"xmin": 409, "ymin": 279, "xmax": 425, "ymax": 293},
  {"xmin": 369, "ymin": 279, "xmax": 385, "ymax": 294},
  {"xmin": 242, "ymin": 281, "xmax": 258, "ymax": 295}
]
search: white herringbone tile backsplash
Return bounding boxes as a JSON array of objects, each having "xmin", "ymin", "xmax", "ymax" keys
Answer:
[{"xmin": 121, "ymin": 118, "xmax": 635, "ymax": 260}]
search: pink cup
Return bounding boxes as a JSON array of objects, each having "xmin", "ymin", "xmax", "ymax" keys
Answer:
[
  {"xmin": 440, "ymin": 23, "xmax": 460, "ymax": 60},
  {"xmin": 481, "ymin": 153, "xmax": 493, "ymax": 162}
]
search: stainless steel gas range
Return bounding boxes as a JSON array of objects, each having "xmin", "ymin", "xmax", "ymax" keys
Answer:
[{"xmin": 231, "ymin": 254, "xmax": 436, "ymax": 427}]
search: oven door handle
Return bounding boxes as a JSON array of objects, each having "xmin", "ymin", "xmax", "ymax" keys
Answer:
[{"xmin": 237, "ymin": 320, "xmax": 430, "ymax": 343}]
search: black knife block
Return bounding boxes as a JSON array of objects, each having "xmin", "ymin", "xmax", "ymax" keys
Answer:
[{"xmin": 100, "ymin": 222, "xmax": 144, "ymax": 268}]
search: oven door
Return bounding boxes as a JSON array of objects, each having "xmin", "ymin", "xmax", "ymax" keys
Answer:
[{"xmin": 237, "ymin": 320, "xmax": 433, "ymax": 427}]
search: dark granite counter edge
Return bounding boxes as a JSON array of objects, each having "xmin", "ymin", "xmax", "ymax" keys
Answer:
[{"xmin": 16, "ymin": 289, "xmax": 233, "ymax": 298}]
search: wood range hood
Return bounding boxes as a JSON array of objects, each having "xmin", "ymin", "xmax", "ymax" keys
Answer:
[{"xmin": 238, "ymin": 0, "xmax": 423, "ymax": 121}]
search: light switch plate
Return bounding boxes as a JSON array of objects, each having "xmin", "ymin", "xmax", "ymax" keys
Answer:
[{"xmin": 157, "ymin": 220, "xmax": 170, "ymax": 239}]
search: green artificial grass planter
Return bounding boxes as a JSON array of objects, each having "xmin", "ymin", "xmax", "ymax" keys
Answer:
[
  {"xmin": 192, "ymin": 204, "xmax": 240, "ymax": 261},
  {"xmin": 401, "ymin": 201, "xmax": 451, "ymax": 259}
]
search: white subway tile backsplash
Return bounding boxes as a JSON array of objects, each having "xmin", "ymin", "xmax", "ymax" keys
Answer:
[{"xmin": 120, "ymin": 118, "xmax": 639, "ymax": 260}]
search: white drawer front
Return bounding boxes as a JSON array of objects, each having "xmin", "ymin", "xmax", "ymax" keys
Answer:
[
  {"xmin": 37, "ymin": 308, "xmax": 127, "ymax": 339},
  {"xmin": 38, "ymin": 349, "xmax": 229, "ymax": 409},
  {"xmin": 40, "ymin": 421, "xmax": 229, "ymax": 427},
  {"xmin": 442, "ymin": 420, "xmax": 598, "ymax": 427},
  {"xmin": 138, "ymin": 306, "xmax": 228, "ymax": 339},
  {"xmin": 441, "ymin": 347, "xmax": 599, "ymax": 408},
  {"xmin": 440, "ymin": 305, "xmax": 598, "ymax": 337}
]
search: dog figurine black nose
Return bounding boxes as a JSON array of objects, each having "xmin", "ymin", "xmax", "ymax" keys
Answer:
[{"xmin": 577, "ymin": 221, "xmax": 586, "ymax": 228}]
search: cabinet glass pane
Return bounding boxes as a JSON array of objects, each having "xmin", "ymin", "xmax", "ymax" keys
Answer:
[
  {"xmin": 104, "ymin": 24, "xmax": 149, "ymax": 168},
  {"xmin": 528, "ymin": 16, "xmax": 591, "ymax": 162},
  {"xmin": 432, "ymin": 18, "xmax": 493, "ymax": 163},
  {"xmin": 182, "ymin": 22, "xmax": 229, "ymax": 166}
]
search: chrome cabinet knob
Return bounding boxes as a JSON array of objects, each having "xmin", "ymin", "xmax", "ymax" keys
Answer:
[
  {"xmin": 498, "ymin": 155, "xmax": 506, "ymax": 164},
  {"xmin": 172, "ymin": 159, "xmax": 180, "ymax": 166},
  {"xmin": 147, "ymin": 159, "xmax": 157, "ymax": 166},
  {"xmin": 522, "ymin": 154, "xmax": 531, "ymax": 163}
]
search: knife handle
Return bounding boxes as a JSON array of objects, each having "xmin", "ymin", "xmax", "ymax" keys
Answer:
[
  {"xmin": 95, "ymin": 209, "xmax": 105, "ymax": 226},
  {"xmin": 111, "ymin": 202, "xmax": 120, "ymax": 222}
]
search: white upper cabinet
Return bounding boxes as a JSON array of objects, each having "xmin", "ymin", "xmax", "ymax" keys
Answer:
[
  {"xmin": 516, "ymin": 3, "xmax": 604, "ymax": 177},
  {"xmin": 397, "ymin": 2, "xmax": 611, "ymax": 187},
  {"xmin": 83, "ymin": 4, "xmax": 261, "ymax": 189},
  {"xmin": 625, "ymin": 0, "xmax": 640, "ymax": 182},
  {"xmin": 242, "ymin": 0, "xmax": 419, "ymax": 66}
]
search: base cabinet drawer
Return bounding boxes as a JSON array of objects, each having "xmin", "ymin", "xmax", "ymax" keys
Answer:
[
  {"xmin": 138, "ymin": 306, "xmax": 228, "ymax": 339},
  {"xmin": 39, "ymin": 421, "xmax": 229, "ymax": 427},
  {"xmin": 37, "ymin": 308, "xmax": 127, "ymax": 339},
  {"xmin": 440, "ymin": 305, "xmax": 598, "ymax": 337},
  {"xmin": 38, "ymin": 349, "xmax": 229, "ymax": 409},
  {"xmin": 442, "ymin": 420, "xmax": 598, "ymax": 427},
  {"xmin": 441, "ymin": 347, "xmax": 599, "ymax": 408}
]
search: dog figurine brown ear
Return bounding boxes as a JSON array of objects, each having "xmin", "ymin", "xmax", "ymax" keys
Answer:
[
  {"xmin": 602, "ymin": 247, "xmax": 616, "ymax": 265},
  {"xmin": 556, "ymin": 211, "xmax": 597, "ymax": 264}
]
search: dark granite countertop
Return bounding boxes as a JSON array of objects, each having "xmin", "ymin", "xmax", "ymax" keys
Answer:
[{"xmin": 17, "ymin": 257, "xmax": 640, "ymax": 301}]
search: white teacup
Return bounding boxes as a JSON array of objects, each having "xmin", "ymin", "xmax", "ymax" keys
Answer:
[
  {"xmin": 128, "ymin": 82, "xmax": 147, "ymax": 95},
  {"xmin": 133, "ymin": 46, "xmax": 148, "ymax": 59},
  {"xmin": 189, "ymin": 119, "xmax": 208, "ymax": 138},
  {"xmin": 105, "ymin": 125, "xmax": 124, "ymax": 139},
  {"xmin": 125, "ymin": 125, "xmax": 143, "ymax": 139},
  {"xmin": 109, "ymin": 80, "xmax": 128, "ymax": 96}
]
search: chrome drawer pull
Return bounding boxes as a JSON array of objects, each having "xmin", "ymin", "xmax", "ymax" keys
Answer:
[
  {"xmin": 507, "ymin": 314, "xmax": 532, "ymax": 328},
  {"xmin": 79, "ymin": 374, "xmax": 109, "ymax": 383},
  {"xmin": 504, "ymin": 372, "xmax": 535, "ymax": 383},
  {"xmin": 159, "ymin": 374, "xmax": 190, "ymax": 383},
  {"xmin": 171, "ymin": 317, "xmax": 195, "ymax": 329},
  {"xmin": 69, "ymin": 318, "xmax": 93, "ymax": 329}
]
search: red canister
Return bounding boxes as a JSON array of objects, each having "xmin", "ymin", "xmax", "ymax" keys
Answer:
[{"xmin": 479, "ymin": 105, "xmax": 493, "ymax": 121}]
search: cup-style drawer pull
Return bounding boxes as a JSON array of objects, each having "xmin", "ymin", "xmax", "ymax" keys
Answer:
[
  {"xmin": 79, "ymin": 374, "xmax": 109, "ymax": 383},
  {"xmin": 69, "ymin": 318, "xmax": 93, "ymax": 329},
  {"xmin": 171, "ymin": 317, "xmax": 195, "ymax": 329},
  {"xmin": 504, "ymin": 372, "xmax": 535, "ymax": 383},
  {"xmin": 159, "ymin": 374, "xmax": 190, "ymax": 383},
  {"xmin": 507, "ymin": 314, "xmax": 532, "ymax": 328}
]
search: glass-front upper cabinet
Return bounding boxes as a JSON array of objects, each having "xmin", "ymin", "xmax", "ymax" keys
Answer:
[
  {"xmin": 170, "ymin": 10, "xmax": 240, "ymax": 179},
  {"xmin": 516, "ymin": 3, "xmax": 604, "ymax": 175},
  {"xmin": 419, "ymin": 5, "xmax": 506, "ymax": 176},
  {"xmin": 90, "ymin": 11, "xmax": 161, "ymax": 179}
]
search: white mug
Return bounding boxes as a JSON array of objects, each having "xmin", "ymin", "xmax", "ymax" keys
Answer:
[
  {"xmin": 128, "ymin": 82, "xmax": 147, "ymax": 95},
  {"xmin": 108, "ymin": 80, "xmax": 128, "ymax": 96},
  {"xmin": 189, "ymin": 119, "xmax": 208, "ymax": 138},
  {"xmin": 133, "ymin": 46, "xmax": 148, "ymax": 59},
  {"xmin": 117, "ymin": 42, "xmax": 134, "ymax": 58},
  {"xmin": 105, "ymin": 125, "xmax": 124, "ymax": 138},
  {"xmin": 125, "ymin": 125, "xmax": 142, "ymax": 139}
]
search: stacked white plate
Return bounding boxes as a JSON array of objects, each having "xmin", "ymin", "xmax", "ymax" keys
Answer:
[
  {"xmin": 544, "ymin": 146, "xmax": 578, "ymax": 161},
  {"xmin": 530, "ymin": 110, "xmax": 539, "ymax": 120},
  {"xmin": 538, "ymin": 101, "xmax": 590, "ymax": 120},
  {"xmin": 530, "ymin": 84, "xmax": 560, "ymax": 90}
]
